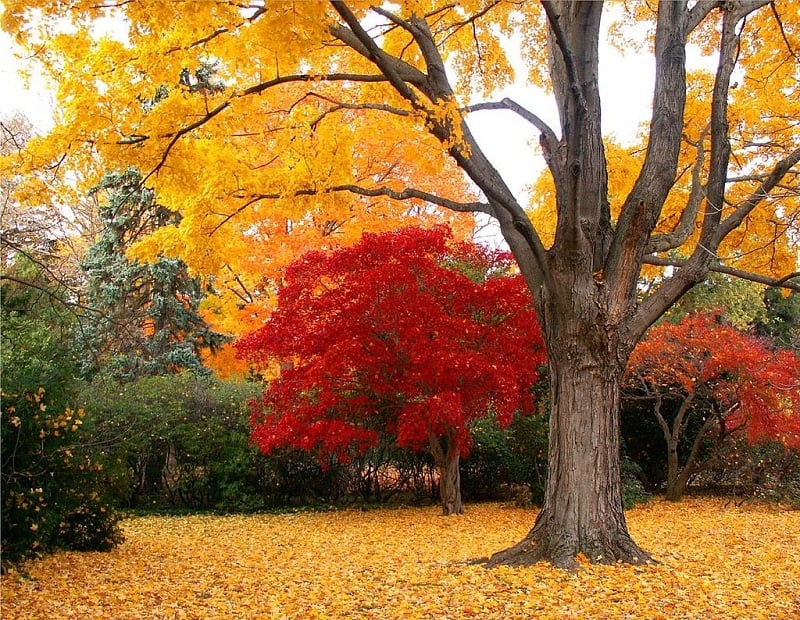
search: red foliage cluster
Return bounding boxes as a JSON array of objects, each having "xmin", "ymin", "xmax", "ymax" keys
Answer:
[
  {"xmin": 627, "ymin": 313, "xmax": 800, "ymax": 449},
  {"xmin": 236, "ymin": 226, "xmax": 546, "ymax": 463}
]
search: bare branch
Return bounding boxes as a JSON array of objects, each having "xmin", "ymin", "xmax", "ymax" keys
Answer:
[
  {"xmin": 241, "ymin": 72, "xmax": 388, "ymax": 97},
  {"xmin": 143, "ymin": 100, "xmax": 230, "ymax": 181},
  {"xmin": 301, "ymin": 93, "xmax": 411, "ymax": 129},
  {"xmin": 330, "ymin": 184, "xmax": 492, "ymax": 214},
  {"xmin": 466, "ymin": 98, "xmax": 559, "ymax": 148},
  {"xmin": 437, "ymin": 0, "xmax": 503, "ymax": 44},
  {"xmin": 643, "ymin": 255, "xmax": 800, "ymax": 291},
  {"xmin": 128, "ymin": 72, "xmax": 392, "ymax": 179},
  {"xmin": 715, "ymin": 147, "xmax": 800, "ymax": 244},
  {"xmin": 210, "ymin": 184, "xmax": 492, "ymax": 235},
  {"xmin": 0, "ymin": 274, "xmax": 100, "ymax": 314}
]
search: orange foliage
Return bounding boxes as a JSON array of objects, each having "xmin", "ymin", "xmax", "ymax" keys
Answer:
[{"xmin": 2, "ymin": 499, "xmax": 799, "ymax": 619}]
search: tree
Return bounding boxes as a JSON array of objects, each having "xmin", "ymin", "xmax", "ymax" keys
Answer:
[
  {"xmin": 237, "ymin": 226, "xmax": 546, "ymax": 515},
  {"xmin": 1, "ymin": 114, "xmax": 100, "ymax": 307},
  {"xmin": 80, "ymin": 168, "xmax": 227, "ymax": 379},
  {"xmin": 623, "ymin": 313, "xmax": 800, "ymax": 501},
  {"xmin": 663, "ymin": 272, "xmax": 767, "ymax": 330},
  {"xmin": 3, "ymin": 1, "xmax": 799, "ymax": 567},
  {"xmin": 755, "ymin": 288, "xmax": 800, "ymax": 353}
]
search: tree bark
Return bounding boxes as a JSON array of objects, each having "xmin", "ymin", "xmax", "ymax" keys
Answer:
[
  {"xmin": 487, "ymin": 324, "xmax": 651, "ymax": 569},
  {"xmin": 439, "ymin": 448, "xmax": 463, "ymax": 516},
  {"xmin": 429, "ymin": 432, "xmax": 463, "ymax": 515}
]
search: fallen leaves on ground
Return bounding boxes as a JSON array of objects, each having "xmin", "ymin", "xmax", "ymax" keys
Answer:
[{"xmin": 2, "ymin": 498, "xmax": 798, "ymax": 619}]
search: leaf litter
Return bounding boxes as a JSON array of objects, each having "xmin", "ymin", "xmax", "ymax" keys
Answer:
[{"xmin": 2, "ymin": 498, "xmax": 798, "ymax": 619}]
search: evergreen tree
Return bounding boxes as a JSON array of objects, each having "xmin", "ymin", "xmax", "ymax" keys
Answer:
[
  {"xmin": 755, "ymin": 287, "xmax": 800, "ymax": 352},
  {"xmin": 80, "ymin": 169, "xmax": 227, "ymax": 379}
]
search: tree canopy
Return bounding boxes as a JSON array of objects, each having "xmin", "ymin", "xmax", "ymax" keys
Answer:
[
  {"xmin": 238, "ymin": 226, "xmax": 546, "ymax": 514},
  {"xmin": 624, "ymin": 312, "xmax": 800, "ymax": 500}
]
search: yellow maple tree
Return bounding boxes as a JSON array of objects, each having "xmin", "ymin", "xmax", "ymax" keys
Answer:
[{"xmin": 1, "ymin": 1, "xmax": 478, "ymax": 351}]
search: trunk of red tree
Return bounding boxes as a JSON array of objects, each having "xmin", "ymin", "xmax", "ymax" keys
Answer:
[
  {"xmin": 429, "ymin": 432, "xmax": 463, "ymax": 515},
  {"xmin": 487, "ymin": 305, "xmax": 652, "ymax": 570},
  {"xmin": 438, "ymin": 449, "xmax": 463, "ymax": 516},
  {"xmin": 661, "ymin": 398, "xmax": 725, "ymax": 502}
]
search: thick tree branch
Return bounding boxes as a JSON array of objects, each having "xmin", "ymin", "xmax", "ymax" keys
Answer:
[
  {"xmin": 606, "ymin": 0, "xmax": 687, "ymax": 313},
  {"xmin": 331, "ymin": 184, "xmax": 492, "ymax": 214},
  {"xmin": 697, "ymin": 8, "xmax": 740, "ymax": 253},
  {"xmin": 329, "ymin": 2, "xmax": 426, "ymax": 107},
  {"xmin": 466, "ymin": 98, "xmax": 559, "ymax": 150},
  {"xmin": 648, "ymin": 128, "xmax": 709, "ymax": 254},
  {"xmin": 686, "ymin": 0, "xmax": 724, "ymax": 33},
  {"xmin": 328, "ymin": 5, "xmax": 551, "ymax": 292},
  {"xmin": 623, "ymin": 1, "xmax": 774, "ymax": 343},
  {"xmin": 541, "ymin": 1, "xmax": 587, "ymax": 115}
]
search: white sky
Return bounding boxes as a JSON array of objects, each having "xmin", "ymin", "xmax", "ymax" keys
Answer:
[{"xmin": 1, "ymin": 28, "xmax": 56, "ymax": 131}]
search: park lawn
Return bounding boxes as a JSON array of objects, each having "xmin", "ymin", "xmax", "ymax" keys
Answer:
[{"xmin": 1, "ymin": 498, "xmax": 798, "ymax": 619}]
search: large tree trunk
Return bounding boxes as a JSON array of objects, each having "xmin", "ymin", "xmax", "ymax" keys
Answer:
[{"xmin": 487, "ymin": 291, "xmax": 652, "ymax": 570}]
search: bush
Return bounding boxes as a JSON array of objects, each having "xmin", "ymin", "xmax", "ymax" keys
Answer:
[
  {"xmin": 703, "ymin": 439, "xmax": 800, "ymax": 507},
  {"xmin": 80, "ymin": 372, "xmax": 265, "ymax": 511},
  {"xmin": 1, "ymin": 389, "xmax": 124, "ymax": 564},
  {"xmin": 1, "ymin": 272, "xmax": 124, "ymax": 565},
  {"xmin": 461, "ymin": 412, "xmax": 549, "ymax": 504},
  {"xmin": 621, "ymin": 455, "xmax": 652, "ymax": 509}
]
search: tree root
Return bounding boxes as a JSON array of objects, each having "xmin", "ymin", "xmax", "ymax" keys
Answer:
[{"xmin": 484, "ymin": 528, "xmax": 656, "ymax": 571}]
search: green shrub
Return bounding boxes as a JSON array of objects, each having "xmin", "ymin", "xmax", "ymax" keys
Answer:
[
  {"xmin": 621, "ymin": 455, "xmax": 652, "ymax": 509},
  {"xmin": 1, "ymin": 389, "xmax": 124, "ymax": 564},
  {"xmin": 705, "ymin": 440, "xmax": 800, "ymax": 507},
  {"xmin": 80, "ymin": 372, "xmax": 264, "ymax": 511},
  {"xmin": 1, "ymin": 272, "xmax": 124, "ymax": 565},
  {"xmin": 461, "ymin": 412, "xmax": 549, "ymax": 504}
]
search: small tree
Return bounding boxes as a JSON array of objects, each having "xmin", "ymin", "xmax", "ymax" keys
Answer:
[
  {"xmin": 238, "ymin": 227, "xmax": 546, "ymax": 514},
  {"xmin": 80, "ymin": 168, "xmax": 227, "ymax": 379},
  {"xmin": 623, "ymin": 313, "xmax": 800, "ymax": 500}
]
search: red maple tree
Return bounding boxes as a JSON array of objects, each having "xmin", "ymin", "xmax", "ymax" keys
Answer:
[
  {"xmin": 624, "ymin": 312, "xmax": 800, "ymax": 500},
  {"xmin": 237, "ymin": 226, "xmax": 546, "ymax": 514}
]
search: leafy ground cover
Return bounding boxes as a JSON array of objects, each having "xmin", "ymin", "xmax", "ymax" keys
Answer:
[{"xmin": 2, "ymin": 498, "xmax": 798, "ymax": 619}]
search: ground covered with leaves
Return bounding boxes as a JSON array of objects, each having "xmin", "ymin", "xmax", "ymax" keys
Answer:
[{"xmin": 2, "ymin": 498, "xmax": 798, "ymax": 619}]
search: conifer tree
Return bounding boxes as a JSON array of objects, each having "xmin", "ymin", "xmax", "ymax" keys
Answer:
[{"xmin": 80, "ymin": 169, "xmax": 226, "ymax": 379}]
